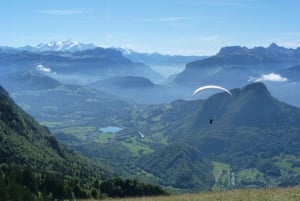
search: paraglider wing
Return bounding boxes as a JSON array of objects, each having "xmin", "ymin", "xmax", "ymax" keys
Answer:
[{"xmin": 193, "ymin": 85, "xmax": 232, "ymax": 97}]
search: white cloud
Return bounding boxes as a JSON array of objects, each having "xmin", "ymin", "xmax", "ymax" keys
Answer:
[
  {"xmin": 249, "ymin": 73, "xmax": 288, "ymax": 82},
  {"xmin": 37, "ymin": 64, "xmax": 51, "ymax": 72}
]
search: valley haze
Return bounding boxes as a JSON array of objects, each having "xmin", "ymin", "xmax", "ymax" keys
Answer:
[
  {"xmin": 1, "ymin": 0, "xmax": 300, "ymax": 200},
  {"xmin": 0, "ymin": 40, "xmax": 300, "ymax": 193}
]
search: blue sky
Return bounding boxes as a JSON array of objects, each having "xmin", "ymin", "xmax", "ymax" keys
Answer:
[{"xmin": 1, "ymin": 0, "xmax": 300, "ymax": 55}]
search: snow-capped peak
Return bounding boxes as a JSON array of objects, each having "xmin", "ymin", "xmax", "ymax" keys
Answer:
[
  {"xmin": 115, "ymin": 47, "xmax": 136, "ymax": 55},
  {"xmin": 36, "ymin": 40, "xmax": 98, "ymax": 52}
]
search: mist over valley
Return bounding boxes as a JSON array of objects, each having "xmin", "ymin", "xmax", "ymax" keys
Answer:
[{"xmin": 1, "ymin": 41, "xmax": 300, "ymax": 199}]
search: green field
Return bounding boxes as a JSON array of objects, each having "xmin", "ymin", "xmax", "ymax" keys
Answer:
[
  {"xmin": 80, "ymin": 186, "xmax": 300, "ymax": 201},
  {"xmin": 60, "ymin": 126, "xmax": 97, "ymax": 140},
  {"xmin": 121, "ymin": 136, "xmax": 153, "ymax": 155},
  {"xmin": 212, "ymin": 161, "xmax": 231, "ymax": 189}
]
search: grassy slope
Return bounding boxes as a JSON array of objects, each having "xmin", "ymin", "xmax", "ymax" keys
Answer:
[{"xmin": 81, "ymin": 186, "xmax": 300, "ymax": 201}]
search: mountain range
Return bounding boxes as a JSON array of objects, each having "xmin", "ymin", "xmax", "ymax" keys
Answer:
[
  {"xmin": 2, "ymin": 41, "xmax": 299, "ymax": 106},
  {"xmin": 117, "ymin": 47, "xmax": 207, "ymax": 78},
  {"xmin": 174, "ymin": 43, "xmax": 300, "ymax": 86},
  {"xmin": 171, "ymin": 43, "xmax": 300, "ymax": 107},
  {"xmin": 0, "ymin": 45, "xmax": 163, "ymax": 84},
  {"xmin": 1, "ymin": 40, "xmax": 204, "ymax": 68},
  {"xmin": 0, "ymin": 40, "xmax": 98, "ymax": 52},
  {"xmin": 1, "ymin": 40, "xmax": 204, "ymax": 81},
  {"xmin": 1, "ymin": 41, "xmax": 300, "ymax": 193}
]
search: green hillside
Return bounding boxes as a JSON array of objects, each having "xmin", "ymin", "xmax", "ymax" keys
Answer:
[
  {"xmin": 4, "ymin": 78, "xmax": 300, "ymax": 193},
  {"xmin": 0, "ymin": 84, "xmax": 111, "ymax": 199},
  {"xmin": 0, "ymin": 85, "xmax": 106, "ymax": 175},
  {"xmin": 139, "ymin": 143, "xmax": 214, "ymax": 190},
  {"xmin": 0, "ymin": 85, "xmax": 167, "ymax": 200},
  {"xmin": 97, "ymin": 82, "xmax": 300, "ymax": 190}
]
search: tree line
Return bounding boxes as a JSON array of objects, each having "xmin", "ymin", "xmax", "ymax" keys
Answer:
[{"xmin": 0, "ymin": 164, "xmax": 168, "ymax": 201}]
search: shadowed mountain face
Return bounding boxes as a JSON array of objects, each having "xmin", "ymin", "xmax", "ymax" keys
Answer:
[
  {"xmin": 180, "ymin": 82, "xmax": 300, "ymax": 131},
  {"xmin": 163, "ymin": 83, "xmax": 300, "ymax": 169},
  {"xmin": 223, "ymin": 83, "xmax": 295, "ymax": 127}
]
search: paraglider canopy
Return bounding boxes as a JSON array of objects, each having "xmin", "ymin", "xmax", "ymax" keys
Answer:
[
  {"xmin": 193, "ymin": 85, "xmax": 232, "ymax": 97},
  {"xmin": 192, "ymin": 85, "xmax": 232, "ymax": 125}
]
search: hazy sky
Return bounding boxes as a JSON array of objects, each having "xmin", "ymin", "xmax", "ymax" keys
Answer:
[{"xmin": 1, "ymin": 0, "xmax": 300, "ymax": 55}]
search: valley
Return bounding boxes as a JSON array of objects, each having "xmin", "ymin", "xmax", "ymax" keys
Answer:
[
  {"xmin": 1, "ymin": 42, "xmax": 300, "ymax": 200},
  {"xmin": 2, "ymin": 1, "xmax": 300, "ymax": 200}
]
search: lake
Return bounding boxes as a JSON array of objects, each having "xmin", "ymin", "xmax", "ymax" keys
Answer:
[{"xmin": 99, "ymin": 126, "xmax": 123, "ymax": 133}]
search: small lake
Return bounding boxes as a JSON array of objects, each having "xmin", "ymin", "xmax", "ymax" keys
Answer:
[{"xmin": 99, "ymin": 126, "xmax": 123, "ymax": 133}]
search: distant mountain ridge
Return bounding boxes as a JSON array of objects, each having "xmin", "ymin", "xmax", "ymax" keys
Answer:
[
  {"xmin": 213, "ymin": 43, "xmax": 300, "ymax": 63},
  {"xmin": 0, "ymin": 41, "xmax": 206, "ymax": 82},
  {"xmin": 117, "ymin": 47, "xmax": 206, "ymax": 66},
  {"xmin": 1, "ymin": 40, "xmax": 98, "ymax": 52},
  {"xmin": 175, "ymin": 43, "xmax": 300, "ymax": 84},
  {"xmin": 36, "ymin": 40, "xmax": 98, "ymax": 52},
  {"xmin": 0, "ymin": 46, "xmax": 163, "ymax": 83},
  {"xmin": 117, "ymin": 47, "xmax": 207, "ymax": 78},
  {"xmin": 171, "ymin": 43, "xmax": 300, "ymax": 107}
]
